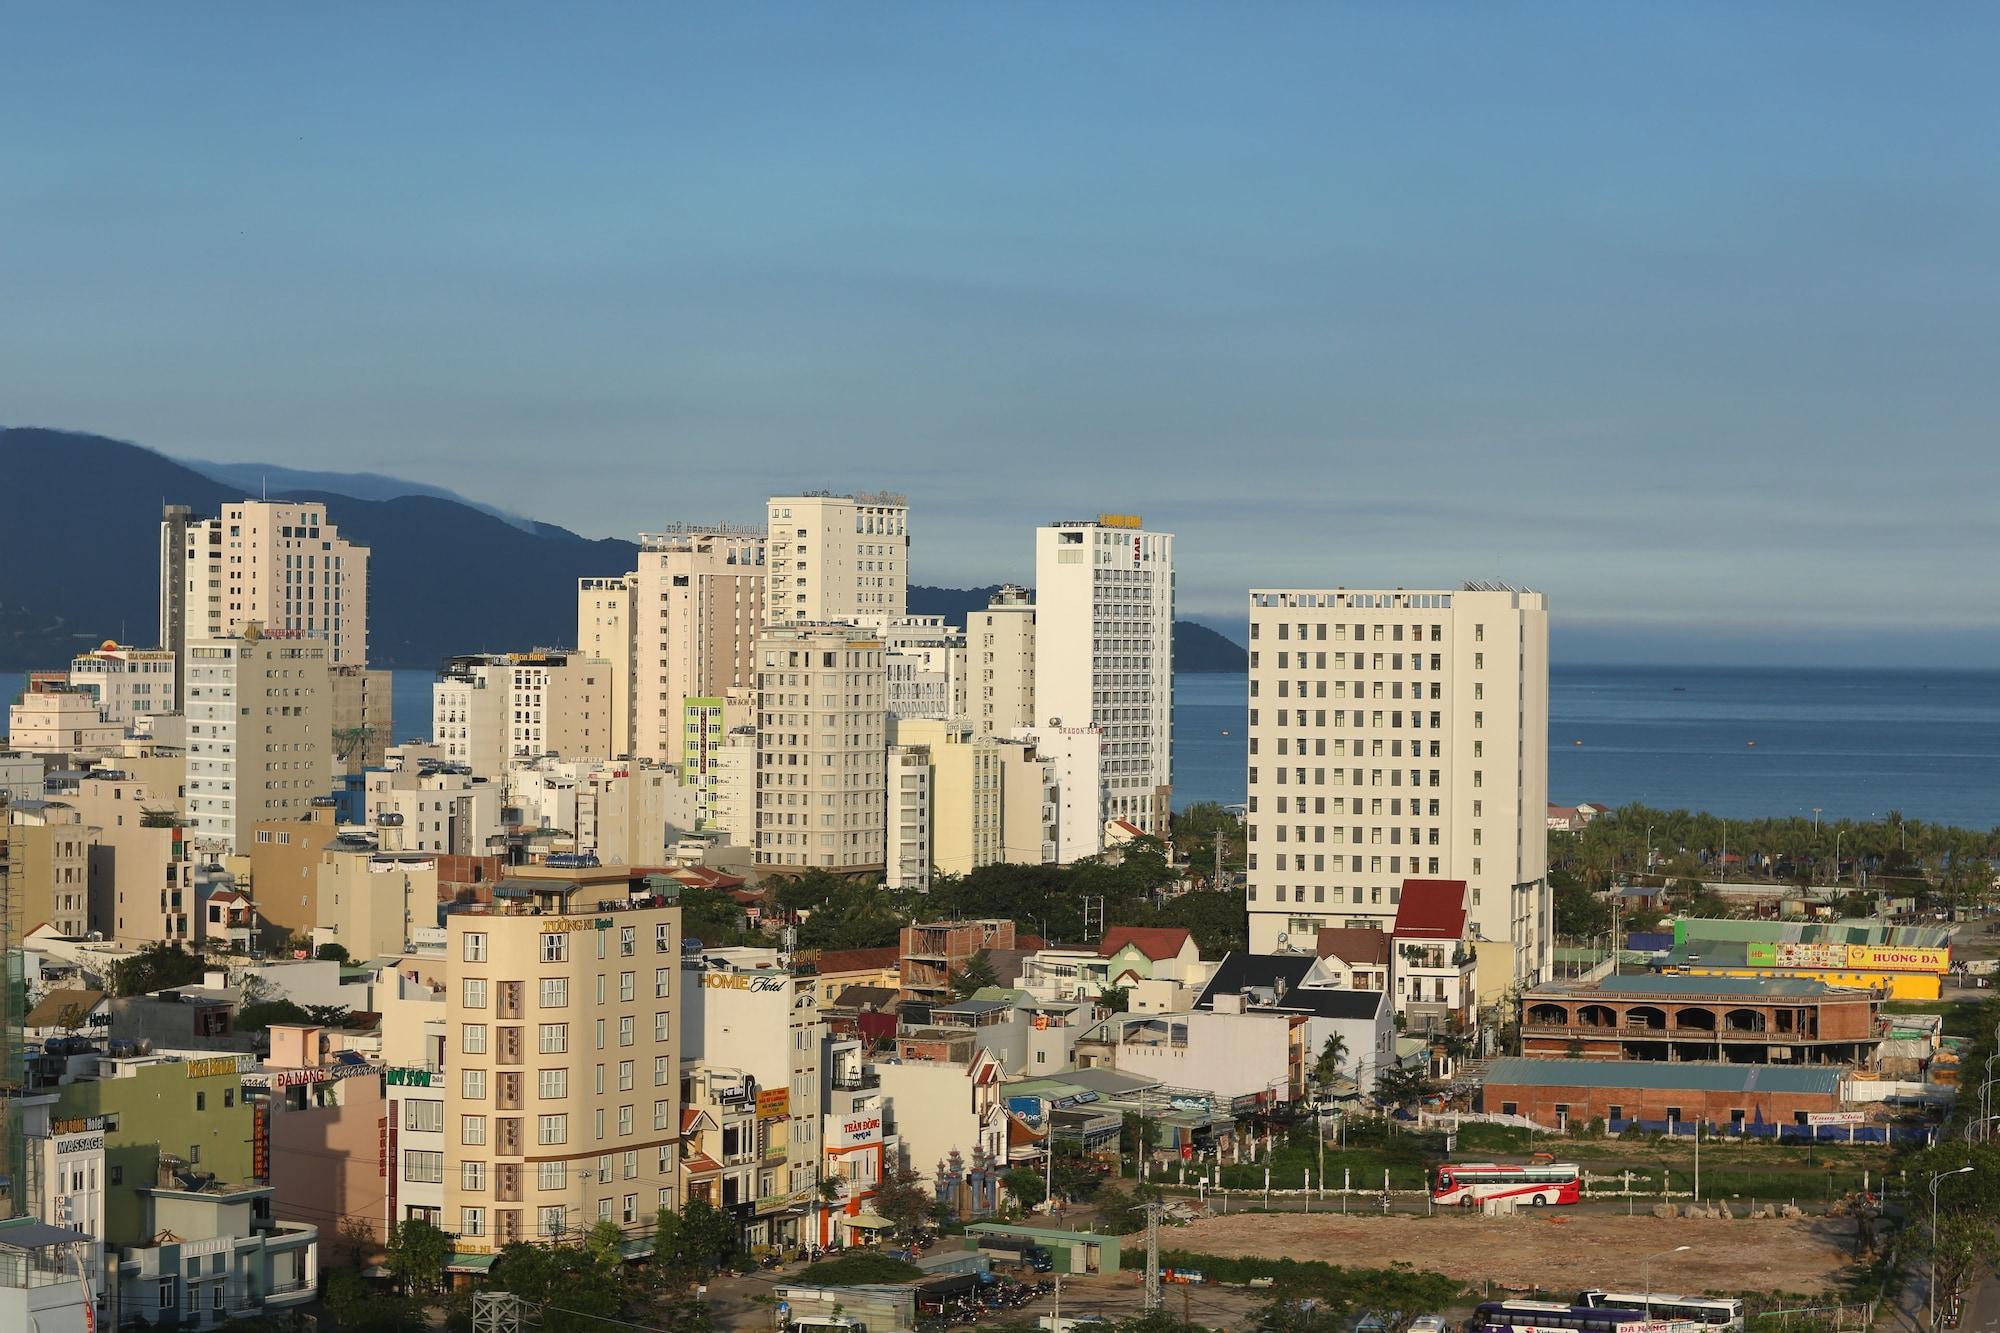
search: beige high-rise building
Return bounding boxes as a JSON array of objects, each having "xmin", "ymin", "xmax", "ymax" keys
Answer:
[
  {"xmin": 576, "ymin": 577, "xmax": 635, "ymax": 759},
  {"xmin": 765, "ymin": 494, "xmax": 907, "ymax": 628},
  {"xmin": 631, "ymin": 529, "xmax": 766, "ymax": 764},
  {"xmin": 5, "ymin": 803, "xmax": 91, "ymax": 938},
  {"xmin": 968, "ymin": 585, "xmax": 1035, "ymax": 737},
  {"xmin": 68, "ymin": 643, "xmax": 177, "ymax": 724},
  {"xmin": 578, "ymin": 530, "xmax": 765, "ymax": 769},
  {"xmin": 753, "ymin": 625, "xmax": 886, "ymax": 874},
  {"xmin": 330, "ymin": 665, "xmax": 394, "ymax": 774},
  {"xmin": 171, "ymin": 500, "xmax": 370, "ymax": 667},
  {"xmin": 1243, "ymin": 583, "xmax": 1551, "ymax": 992},
  {"xmin": 442, "ymin": 867, "xmax": 681, "ymax": 1253},
  {"xmin": 58, "ymin": 770, "xmax": 191, "ymax": 947},
  {"xmin": 888, "ymin": 718, "xmax": 1053, "ymax": 879},
  {"xmin": 1033, "ymin": 516, "xmax": 1174, "ymax": 834},
  {"xmin": 185, "ymin": 628, "xmax": 335, "ymax": 857},
  {"xmin": 433, "ymin": 652, "xmax": 615, "ymax": 772}
]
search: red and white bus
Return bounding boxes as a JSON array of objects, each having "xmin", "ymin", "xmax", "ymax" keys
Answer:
[{"xmin": 1433, "ymin": 1162, "xmax": 1581, "ymax": 1207}]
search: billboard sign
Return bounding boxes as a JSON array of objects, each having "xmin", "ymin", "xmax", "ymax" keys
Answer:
[{"xmin": 1847, "ymin": 945, "xmax": 1949, "ymax": 973}]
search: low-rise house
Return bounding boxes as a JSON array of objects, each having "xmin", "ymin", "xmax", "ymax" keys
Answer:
[
  {"xmin": 869, "ymin": 1039, "xmax": 1005, "ymax": 1216},
  {"xmin": 1390, "ymin": 879, "xmax": 1478, "ymax": 1035},
  {"xmin": 1314, "ymin": 928, "xmax": 1390, "ymax": 992},
  {"xmin": 1477, "ymin": 1056, "xmax": 1846, "ymax": 1133},
  {"xmin": 1520, "ymin": 973, "xmax": 1882, "ymax": 1065},
  {"xmin": 1191, "ymin": 952, "xmax": 1395, "ymax": 1095}
]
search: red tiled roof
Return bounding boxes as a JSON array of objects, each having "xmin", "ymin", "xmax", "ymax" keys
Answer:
[
  {"xmin": 680, "ymin": 1109, "xmax": 703, "ymax": 1134},
  {"xmin": 1393, "ymin": 879, "xmax": 1469, "ymax": 940},
  {"xmin": 1315, "ymin": 927, "xmax": 1391, "ymax": 966},
  {"xmin": 1096, "ymin": 926, "xmax": 1192, "ymax": 961},
  {"xmin": 813, "ymin": 946, "xmax": 900, "ymax": 976},
  {"xmin": 682, "ymin": 1154, "xmax": 722, "ymax": 1175},
  {"xmin": 1108, "ymin": 819, "xmax": 1146, "ymax": 837}
]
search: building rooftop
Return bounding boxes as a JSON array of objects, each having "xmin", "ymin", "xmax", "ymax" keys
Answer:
[
  {"xmin": 1531, "ymin": 973, "xmax": 1857, "ymax": 1000},
  {"xmin": 1393, "ymin": 879, "xmax": 1470, "ymax": 940},
  {"xmin": 1096, "ymin": 926, "xmax": 1192, "ymax": 961},
  {"xmin": 1483, "ymin": 1057, "xmax": 1842, "ymax": 1095},
  {"xmin": 1316, "ymin": 927, "xmax": 1391, "ymax": 967}
]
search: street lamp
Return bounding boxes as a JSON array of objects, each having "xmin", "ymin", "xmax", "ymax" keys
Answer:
[
  {"xmin": 1644, "ymin": 825, "xmax": 1655, "ymax": 877},
  {"xmin": 1643, "ymin": 1245, "xmax": 1691, "ymax": 1311},
  {"xmin": 1835, "ymin": 831, "xmax": 1846, "ymax": 886},
  {"xmin": 1930, "ymin": 1166, "xmax": 1975, "ymax": 1331}
]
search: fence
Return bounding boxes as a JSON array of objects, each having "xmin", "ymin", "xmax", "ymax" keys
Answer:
[{"xmin": 1606, "ymin": 1118, "xmax": 1931, "ymax": 1145}]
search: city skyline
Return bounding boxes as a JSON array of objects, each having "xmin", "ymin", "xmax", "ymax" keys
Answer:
[{"xmin": 7, "ymin": 6, "xmax": 1999, "ymax": 663}]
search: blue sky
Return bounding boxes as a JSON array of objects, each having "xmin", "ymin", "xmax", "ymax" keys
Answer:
[{"xmin": 6, "ymin": 5, "xmax": 1998, "ymax": 662}]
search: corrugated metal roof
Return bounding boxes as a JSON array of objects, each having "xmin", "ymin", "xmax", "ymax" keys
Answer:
[{"xmin": 1483, "ymin": 1057, "xmax": 1841, "ymax": 1094}]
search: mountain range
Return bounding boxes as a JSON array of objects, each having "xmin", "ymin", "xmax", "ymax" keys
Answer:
[{"xmin": 0, "ymin": 428, "xmax": 1246, "ymax": 672}]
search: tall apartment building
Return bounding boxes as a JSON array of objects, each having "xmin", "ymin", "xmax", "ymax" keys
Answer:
[
  {"xmin": 1033, "ymin": 515, "xmax": 1174, "ymax": 834},
  {"xmin": 629, "ymin": 529, "xmax": 766, "ymax": 764},
  {"xmin": 882, "ymin": 617, "xmax": 966, "ymax": 722},
  {"xmin": 752, "ymin": 625, "xmax": 886, "ymax": 874},
  {"xmin": 442, "ymin": 868, "xmax": 682, "ymax": 1252},
  {"xmin": 167, "ymin": 499, "xmax": 370, "ymax": 669},
  {"xmin": 576, "ymin": 576, "xmax": 636, "ymax": 759},
  {"xmin": 330, "ymin": 664, "xmax": 393, "ymax": 774},
  {"xmin": 185, "ymin": 628, "xmax": 334, "ymax": 856},
  {"xmin": 968, "ymin": 585, "xmax": 1035, "ymax": 737},
  {"xmin": 432, "ymin": 652, "xmax": 616, "ymax": 773},
  {"xmin": 885, "ymin": 746, "xmax": 932, "ymax": 891},
  {"xmin": 1242, "ymin": 584, "xmax": 1551, "ymax": 991},
  {"xmin": 68, "ymin": 643, "xmax": 176, "ymax": 724},
  {"xmin": 888, "ymin": 719, "xmax": 1053, "ymax": 878},
  {"xmin": 5, "ymin": 802, "xmax": 91, "ymax": 938},
  {"xmin": 765, "ymin": 494, "xmax": 908, "ymax": 628},
  {"xmin": 160, "ymin": 504, "xmax": 194, "ymax": 710}
]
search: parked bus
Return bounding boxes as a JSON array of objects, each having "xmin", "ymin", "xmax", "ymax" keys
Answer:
[
  {"xmin": 1578, "ymin": 1292, "xmax": 1743, "ymax": 1330},
  {"xmin": 1470, "ymin": 1300, "xmax": 1699, "ymax": 1333},
  {"xmin": 1433, "ymin": 1162, "xmax": 1582, "ymax": 1207}
]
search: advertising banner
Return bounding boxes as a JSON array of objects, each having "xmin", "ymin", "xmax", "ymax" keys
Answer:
[
  {"xmin": 1846, "ymin": 945, "xmax": 1949, "ymax": 973},
  {"xmin": 1773, "ymin": 942, "xmax": 1846, "ymax": 969}
]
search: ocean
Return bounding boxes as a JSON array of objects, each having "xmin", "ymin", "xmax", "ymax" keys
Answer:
[{"xmin": 11, "ymin": 665, "xmax": 2000, "ymax": 827}]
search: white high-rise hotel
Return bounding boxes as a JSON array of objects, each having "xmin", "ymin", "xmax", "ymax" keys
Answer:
[
  {"xmin": 1034, "ymin": 516, "xmax": 1173, "ymax": 835},
  {"xmin": 1243, "ymin": 583, "xmax": 1550, "ymax": 989}
]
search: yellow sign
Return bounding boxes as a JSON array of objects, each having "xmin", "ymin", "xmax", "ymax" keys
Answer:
[
  {"xmin": 701, "ymin": 972, "xmax": 785, "ymax": 993},
  {"xmin": 757, "ymin": 1089, "xmax": 791, "ymax": 1121},
  {"xmin": 1097, "ymin": 513, "xmax": 1143, "ymax": 529},
  {"xmin": 185, "ymin": 1057, "xmax": 242, "ymax": 1079},
  {"xmin": 1847, "ymin": 944, "xmax": 1949, "ymax": 973}
]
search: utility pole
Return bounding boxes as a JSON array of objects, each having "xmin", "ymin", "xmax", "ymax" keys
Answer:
[{"xmin": 1144, "ymin": 1196, "xmax": 1163, "ymax": 1310}]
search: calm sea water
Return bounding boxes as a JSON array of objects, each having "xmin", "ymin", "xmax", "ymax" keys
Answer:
[
  {"xmin": 11, "ymin": 666, "xmax": 1999, "ymax": 827},
  {"xmin": 1172, "ymin": 667, "xmax": 2000, "ymax": 827}
]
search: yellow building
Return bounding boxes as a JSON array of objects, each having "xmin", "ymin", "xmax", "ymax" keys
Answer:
[{"xmin": 442, "ymin": 865, "xmax": 681, "ymax": 1258}]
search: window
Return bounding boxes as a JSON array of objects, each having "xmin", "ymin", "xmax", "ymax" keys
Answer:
[
  {"xmin": 620, "ymin": 926, "xmax": 636, "ymax": 957},
  {"xmin": 539, "ymin": 1206, "xmax": 566, "ymax": 1237},
  {"xmin": 620, "ymin": 971, "xmax": 635, "ymax": 1002},
  {"xmin": 656, "ymin": 924, "xmax": 672, "ymax": 953},
  {"xmin": 655, "ymin": 968, "xmax": 671, "ymax": 998},
  {"xmin": 654, "ymin": 1012, "xmax": 670, "ymax": 1042},
  {"xmin": 462, "ymin": 1069, "xmax": 486, "ymax": 1100},
  {"xmin": 539, "ymin": 1023, "xmax": 569, "ymax": 1053},
  {"xmin": 618, "ymin": 1016, "xmax": 634, "ymax": 1047},
  {"xmin": 405, "ymin": 1099, "xmax": 443, "ymax": 1133},
  {"xmin": 1665, "ymin": 1106, "xmax": 1683, "ymax": 1125},
  {"xmin": 1608, "ymin": 1105, "xmax": 1624, "ymax": 1122},
  {"xmin": 623, "ymin": 1194, "xmax": 638, "ymax": 1225},
  {"xmin": 460, "ymin": 1207, "xmax": 486, "ymax": 1237},
  {"xmin": 404, "ymin": 1150, "xmax": 444, "ymax": 1184},
  {"xmin": 462, "ymin": 1161, "xmax": 487, "ymax": 1190},
  {"xmin": 539, "ymin": 1161, "xmax": 569, "ymax": 1190},
  {"xmin": 655, "ymin": 1099, "xmax": 671, "ymax": 1130},
  {"xmin": 1501, "ymin": 1102, "xmax": 1518, "ymax": 1116},
  {"xmin": 196, "ymin": 1091, "xmax": 206, "ymax": 1111},
  {"xmin": 461, "ymin": 1024, "xmax": 487, "ymax": 1054},
  {"xmin": 655, "ymin": 1056, "xmax": 671, "ymax": 1086},
  {"xmin": 461, "ymin": 1115, "xmax": 487, "ymax": 1145},
  {"xmin": 463, "ymin": 932, "xmax": 488, "ymax": 962},
  {"xmin": 538, "ymin": 1114, "xmax": 568, "ymax": 1145},
  {"xmin": 618, "ymin": 1060, "xmax": 634, "ymax": 1091},
  {"xmin": 538, "ymin": 1068, "xmax": 568, "ymax": 1099},
  {"xmin": 623, "ymin": 1151, "xmax": 638, "ymax": 1179},
  {"xmin": 540, "ymin": 932, "xmax": 569, "ymax": 963},
  {"xmin": 462, "ymin": 978, "xmax": 488, "ymax": 1009},
  {"xmin": 540, "ymin": 977, "xmax": 569, "ymax": 1008}
]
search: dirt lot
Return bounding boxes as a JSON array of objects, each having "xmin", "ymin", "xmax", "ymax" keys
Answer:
[{"xmin": 1170, "ymin": 1211, "xmax": 1861, "ymax": 1295}]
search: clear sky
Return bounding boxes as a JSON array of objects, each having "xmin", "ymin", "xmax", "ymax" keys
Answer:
[{"xmin": 6, "ymin": 5, "xmax": 1997, "ymax": 662}]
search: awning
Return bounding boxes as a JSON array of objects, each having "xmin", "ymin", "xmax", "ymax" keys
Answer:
[
  {"xmin": 847, "ymin": 1211, "xmax": 896, "ymax": 1231},
  {"xmin": 446, "ymin": 1253, "xmax": 496, "ymax": 1273}
]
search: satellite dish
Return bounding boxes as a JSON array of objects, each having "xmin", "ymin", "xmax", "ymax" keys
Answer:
[{"xmin": 1277, "ymin": 931, "xmax": 1291, "ymax": 949}]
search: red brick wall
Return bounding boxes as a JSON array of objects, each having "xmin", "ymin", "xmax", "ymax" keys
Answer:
[{"xmin": 1478, "ymin": 1078, "xmax": 1842, "ymax": 1130}]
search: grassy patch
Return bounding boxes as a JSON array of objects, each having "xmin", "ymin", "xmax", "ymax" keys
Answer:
[{"xmin": 1121, "ymin": 1248, "xmax": 1464, "ymax": 1310}]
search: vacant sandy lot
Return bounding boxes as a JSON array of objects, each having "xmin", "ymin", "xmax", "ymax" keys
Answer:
[{"xmin": 1170, "ymin": 1212, "xmax": 1860, "ymax": 1295}]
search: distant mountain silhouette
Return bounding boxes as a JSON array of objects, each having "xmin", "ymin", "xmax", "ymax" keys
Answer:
[
  {"xmin": 184, "ymin": 458, "xmax": 539, "ymax": 531},
  {"xmin": 0, "ymin": 427, "xmax": 1245, "ymax": 674}
]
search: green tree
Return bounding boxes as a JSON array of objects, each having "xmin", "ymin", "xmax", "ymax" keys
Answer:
[
  {"xmin": 484, "ymin": 1235, "xmax": 622, "ymax": 1333},
  {"xmin": 952, "ymin": 950, "xmax": 1001, "ymax": 998},
  {"xmin": 1002, "ymin": 1167, "xmax": 1048, "ymax": 1209},
  {"xmin": 1374, "ymin": 1060, "xmax": 1440, "ymax": 1114},
  {"xmin": 1312, "ymin": 1033, "xmax": 1347, "ymax": 1090},
  {"xmin": 106, "ymin": 943, "xmax": 206, "ymax": 997},
  {"xmin": 873, "ymin": 1159, "xmax": 939, "ymax": 1239},
  {"xmin": 315, "ymin": 942, "xmax": 352, "ymax": 964},
  {"xmin": 1150, "ymin": 886, "xmax": 1248, "ymax": 955},
  {"xmin": 325, "ymin": 1268, "xmax": 428, "ymax": 1333},
  {"xmin": 1550, "ymin": 866, "xmax": 1612, "ymax": 938},
  {"xmin": 1097, "ymin": 984, "xmax": 1131, "ymax": 1013},
  {"xmin": 235, "ymin": 999, "xmax": 310, "ymax": 1031},
  {"xmin": 1257, "ymin": 1298, "xmax": 1351, "ymax": 1333},
  {"xmin": 385, "ymin": 1217, "xmax": 454, "ymax": 1301},
  {"xmin": 1932, "ymin": 1211, "xmax": 2000, "ymax": 1313}
]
